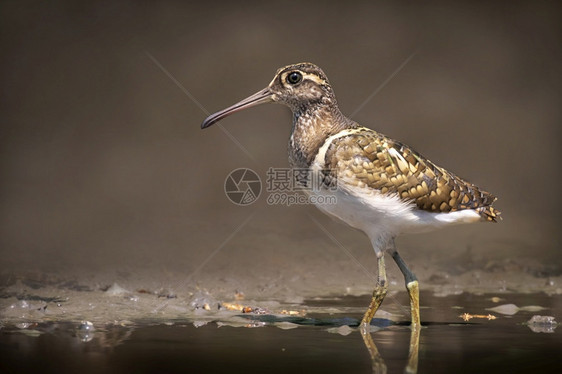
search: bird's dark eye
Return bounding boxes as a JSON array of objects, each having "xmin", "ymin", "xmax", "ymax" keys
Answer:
[{"xmin": 286, "ymin": 71, "xmax": 302, "ymax": 85}]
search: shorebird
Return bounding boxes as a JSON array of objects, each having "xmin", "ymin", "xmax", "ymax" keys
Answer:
[{"xmin": 201, "ymin": 63, "xmax": 500, "ymax": 331}]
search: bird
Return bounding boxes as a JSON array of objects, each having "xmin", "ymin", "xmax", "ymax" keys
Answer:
[{"xmin": 201, "ymin": 62, "xmax": 500, "ymax": 332}]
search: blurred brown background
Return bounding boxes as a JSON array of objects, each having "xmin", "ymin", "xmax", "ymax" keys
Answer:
[{"xmin": 1, "ymin": 1, "xmax": 560, "ymax": 297}]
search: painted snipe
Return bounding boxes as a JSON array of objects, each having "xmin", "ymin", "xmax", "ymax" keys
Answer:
[{"xmin": 201, "ymin": 62, "xmax": 500, "ymax": 331}]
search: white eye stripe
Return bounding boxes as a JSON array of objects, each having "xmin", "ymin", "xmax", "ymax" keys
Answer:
[
  {"xmin": 277, "ymin": 71, "xmax": 327, "ymax": 87},
  {"xmin": 301, "ymin": 72, "xmax": 326, "ymax": 85}
]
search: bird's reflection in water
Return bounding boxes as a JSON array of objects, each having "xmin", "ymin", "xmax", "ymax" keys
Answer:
[
  {"xmin": 236, "ymin": 312, "xmax": 420, "ymax": 372},
  {"xmin": 361, "ymin": 324, "xmax": 420, "ymax": 374}
]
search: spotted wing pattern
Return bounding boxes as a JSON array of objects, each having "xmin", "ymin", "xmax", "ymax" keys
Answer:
[{"xmin": 322, "ymin": 128, "xmax": 500, "ymax": 221}]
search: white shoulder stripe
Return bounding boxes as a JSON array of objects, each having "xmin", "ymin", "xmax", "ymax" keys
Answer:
[{"xmin": 311, "ymin": 128, "xmax": 366, "ymax": 170}]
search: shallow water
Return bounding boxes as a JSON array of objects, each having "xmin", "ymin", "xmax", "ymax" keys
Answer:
[{"xmin": 1, "ymin": 292, "xmax": 560, "ymax": 373}]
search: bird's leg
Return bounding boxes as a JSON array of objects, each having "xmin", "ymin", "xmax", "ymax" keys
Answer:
[
  {"xmin": 390, "ymin": 248, "xmax": 420, "ymax": 328},
  {"xmin": 361, "ymin": 252, "xmax": 388, "ymax": 327},
  {"xmin": 360, "ymin": 251, "xmax": 388, "ymax": 372},
  {"xmin": 390, "ymin": 246, "xmax": 420, "ymax": 374}
]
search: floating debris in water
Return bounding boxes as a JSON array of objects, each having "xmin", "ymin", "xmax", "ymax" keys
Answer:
[
  {"xmin": 220, "ymin": 302, "xmax": 284, "ymax": 315},
  {"xmin": 78, "ymin": 320, "xmax": 95, "ymax": 331},
  {"xmin": 486, "ymin": 303, "xmax": 519, "ymax": 315},
  {"xmin": 190, "ymin": 291, "xmax": 218, "ymax": 312},
  {"xmin": 15, "ymin": 322, "xmax": 36, "ymax": 329},
  {"xmin": 280, "ymin": 309, "xmax": 306, "ymax": 316},
  {"xmin": 245, "ymin": 321, "xmax": 266, "ymax": 328},
  {"xmin": 526, "ymin": 315, "xmax": 557, "ymax": 333},
  {"xmin": 459, "ymin": 313, "xmax": 496, "ymax": 321},
  {"xmin": 14, "ymin": 322, "xmax": 42, "ymax": 337},
  {"xmin": 275, "ymin": 321, "xmax": 299, "ymax": 330},
  {"xmin": 486, "ymin": 303, "xmax": 546, "ymax": 315},
  {"xmin": 220, "ymin": 302, "xmax": 245, "ymax": 311},
  {"xmin": 243, "ymin": 306, "xmax": 269, "ymax": 314},
  {"xmin": 193, "ymin": 320, "xmax": 208, "ymax": 328},
  {"xmin": 327, "ymin": 325, "xmax": 354, "ymax": 336},
  {"xmin": 19, "ymin": 329, "xmax": 43, "ymax": 337},
  {"xmin": 220, "ymin": 302, "xmax": 303, "ymax": 316},
  {"xmin": 77, "ymin": 321, "xmax": 95, "ymax": 342}
]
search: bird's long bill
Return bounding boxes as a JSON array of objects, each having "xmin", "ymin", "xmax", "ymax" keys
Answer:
[{"xmin": 201, "ymin": 87, "xmax": 273, "ymax": 129}]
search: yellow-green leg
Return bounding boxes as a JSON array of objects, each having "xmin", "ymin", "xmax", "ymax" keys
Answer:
[
  {"xmin": 391, "ymin": 249, "xmax": 421, "ymax": 328},
  {"xmin": 360, "ymin": 252, "xmax": 388, "ymax": 372},
  {"xmin": 407, "ymin": 279, "xmax": 420, "ymax": 328},
  {"xmin": 361, "ymin": 253, "xmax": 388, "ymax": 327},
  {"xmin": 359, "ymin": 245, "xmax": 420, "ymax": 373},
  {"xmin": 391, "ymin": 248, "xmax": 420, "ymax": 373}
]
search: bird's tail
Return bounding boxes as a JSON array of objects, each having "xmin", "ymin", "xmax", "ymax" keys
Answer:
[{"xmin": 477, "ymin": 198, "xmax": 501, "ymax": 222}]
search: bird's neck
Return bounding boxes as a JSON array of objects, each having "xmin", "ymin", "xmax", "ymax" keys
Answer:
[{"xmin": 288, "ymin": 102, "xmax": 355, "ymax": 168}]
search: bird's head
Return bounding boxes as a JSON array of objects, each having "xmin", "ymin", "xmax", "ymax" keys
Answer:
[{"xmin": 201, "ymin": 63, "xmax": 335, "ymax": 129}]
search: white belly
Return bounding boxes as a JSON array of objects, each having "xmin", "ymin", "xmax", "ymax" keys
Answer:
[{"xmin": 307, "ymin": 185, "xmax": 481, "ymax": 241}]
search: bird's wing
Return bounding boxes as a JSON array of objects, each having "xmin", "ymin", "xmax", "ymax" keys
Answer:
[{"xmin": 321, "ymin": 127, "xmax": 500, "ymax": 221}]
